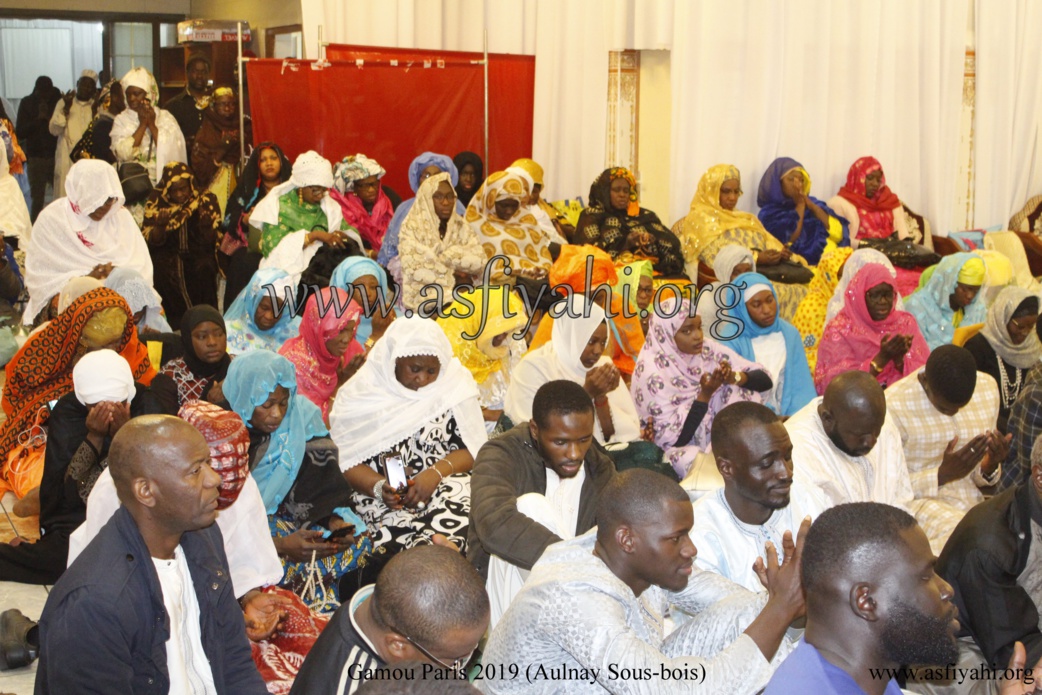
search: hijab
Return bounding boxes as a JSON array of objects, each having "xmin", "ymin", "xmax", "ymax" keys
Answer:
[
  {"xmin": 437, "ymin": 286, "xmax": 528, "ymax": 384},
  {"xmin": 277, "ymin": 287, "xmax": 363, "ymax": 417},
  {"xmin": 711, "ymin": 244, "xmax": 755, "ymax": 284},
  {"xmin": 224, "ymin": 349, "xmax": 329, "ymax": 514},
  {"xmin": 903, "ymin": 252, "xmax": 988, "ymax": 350},
  {"xmin": 1, "ymin": 288, "xmax": 153, "ymax": 457},
  {"xmin": 24, "ymin": 159, "xmax": 154, "ymax": 323},
  {"xmin": 329, "ymin": 257, "xmax": 389, "ymax": 343},
  {"xmin": 329, "ymin": 315, "xmax": 487, "ymax": 470},
  {"xmin": 722, "ymin": 272, "xmax": 816, "ymax": 416},
  {"xmin": 682, "ymin": 164, "xmax": 780, "ymax": 261},
  {"xmin": 453, "ymin": 151, "xmax": 483, "ymax": 207},
  {"xmin": 981, "ymin": 286, "xmax": 1042, "ymax": 369},
  {"xmin": 144, "ymin": 162, "xmax": 219, "ymax": 253},
  {"xmin": 464, "ymin": 168, "xmax": 553, "ymax": 275},
  {"xmin": 614, "ymin": 260, "xmax": 653, "ymax": 313},
  {"xmin": 377, "ymin": 151, "xmax": 461, "ymax": 266},
  {"xmin": 179, "ymin": 304, "xmax": 231, "ymax": 380},
  {"xmin": 631, "ymin": 297, "xmax": 764, "ymax": 469},
  {"xmin": 756, "ymin": 157, "xmax": 848, "ymax": 265},
  {"xmin": 179, "ymin": 400, "xmax": 251, "ymax": 510},
  {"xmin": 814, "ymin": 263, "xmax": 929, "ymax": 393},
  {"xmin": 223, "ymin": 267, "xmax": 301, "ymax": 354},
  {"xmin": 505, "ymin": 294, "xmax": 641, "ymax": 443},
  {"xmin": 824, "ymin": 248, "xmax": 902, "ymax": 324},
  {"xmin": 836, "ymin": 157, "xmax": 901, "ymax": 239}
]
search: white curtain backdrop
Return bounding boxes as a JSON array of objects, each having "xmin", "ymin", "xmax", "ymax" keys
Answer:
[
  {"xmin": 668, "ymin": 0, "xmax": 968, "ymax": 235},
  {"xmin": 298, "ymin": 0, "xmax": 675, "ymax": 200},
  {"xmin": 972, "ymin": 0, "xmax": 1042, "ymax": 229}
]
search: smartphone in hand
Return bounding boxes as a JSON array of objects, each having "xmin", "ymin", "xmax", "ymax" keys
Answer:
[
  {"xmin": 383, "ymin": 454, "xmax": 408, "ymax": 492},
  {"xmin": 326, "ymin": 525, "xmax": 355, "ymax": 541}
]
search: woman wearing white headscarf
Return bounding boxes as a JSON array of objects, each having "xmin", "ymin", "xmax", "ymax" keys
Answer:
[
  {"xmin": 110, "ymin": 67, "xmax": 186, "ymax": 193},
  {"xmin": 696, "ymin": 244, "xmax": 755, "ymax": 330},
  {"xmin": 398, "ymin": 171, "xmax": 485, "ymax": 312},
  {"xmin": 248, "ymin": 150, "xmax": 363, "ymax": 259},
  {"xmin": 330, "ymin": 315, "xmax": 486, "ymax": 555},
  {"xmin": 23, "ymin": 159, "xmax": 153, "ymax": 325},
  {"xmin": 104, "ymin": 266, "xmax": 171, "ymax": 335}
]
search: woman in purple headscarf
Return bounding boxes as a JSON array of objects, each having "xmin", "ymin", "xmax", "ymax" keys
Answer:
[{"xmin": 757, "ymin": 157, "xmax": 849, "ymax": 265}]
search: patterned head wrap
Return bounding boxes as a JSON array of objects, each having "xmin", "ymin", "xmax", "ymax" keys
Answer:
[
  {"xmin": 332, "ymin": 154, "xmax": 386, "ymax": 194},
  {"xmin": 180, "ymin": 400, "xmax": 251, "ymax": 509}
]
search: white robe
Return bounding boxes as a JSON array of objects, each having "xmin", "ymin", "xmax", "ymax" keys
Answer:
[
  {"xmin": 690, "ymin": 482, "xmax": 830, "ymax": 593},
  {"xmin": 23, "ymin": 159, "xmax": 153, "ymax": 323},
  {"xmin": 785, "ymin": 396, "xmax": 916, "ymax": 510},
  {"xmin": 0, "ymin": 123, "xmax": 30, "ymax": 242},
  {"xmin": 110, "ymin": 107, "xmax": 186, "ymax": 185},
  {"xmin": 68, "ymin": 470, "xmax": 283, "ymax": 599},
  {"xmin": 48, "ymin": 98, "xmax": 93, "ymax": 198}
]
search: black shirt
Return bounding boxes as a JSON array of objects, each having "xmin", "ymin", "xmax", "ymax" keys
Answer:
[
  {"xmin": 938, "ymin": 482, "xmax": 1042, "ymax": 669},
  {"xmin": 290, "ymin": 587, "xmax": 385, "ymax": 695}
]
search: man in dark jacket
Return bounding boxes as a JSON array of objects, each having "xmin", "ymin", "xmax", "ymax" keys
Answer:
[
  {"xmin": 15, "ymin": 76, "xmax": 60, "ymax": 220},
  {"xmin": 164, "ymin": 54, "xmax": 212, "ymax": 156},
  {"xmin": 34, "ymin": 414, "xmax": 266, "ymax": 694},
  {"xmin": 938, "ymin": 431, "xmax": 1042, "ymax": 672},
  {"xmin": 469, "ymin": 379, "xmax": 616, "ymax": 625}
]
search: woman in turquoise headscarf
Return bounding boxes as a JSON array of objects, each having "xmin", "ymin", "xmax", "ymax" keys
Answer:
[
  {"xmin": 223, "ymin": 267, "xmax": 301, "ymax": 355},
  {"xmin": 329, "ymin": 256, "xmax": 392, "ymax": 346},
  {"xmin": 903, "ymin": 252, "xmax": 986, "ymax": 350},
  {"xmin": 224, "ymin": 349, "xmax": 372, "ymax": 612},
  {"xmin": 719, "ymin": 272, "xmax": 817, "ymax": 416}
]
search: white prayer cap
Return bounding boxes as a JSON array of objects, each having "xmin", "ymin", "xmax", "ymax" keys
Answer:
[
  {"xmin": 290, "ymin": 151, "xmax": 334, "ymax": 189},
  {"xmin": 73, "ymin": 349, "xmax": 136, "ymax": 406},
  {"xmin": 80, "ymin": 69, "xmax": 99, "ymax": 83}
]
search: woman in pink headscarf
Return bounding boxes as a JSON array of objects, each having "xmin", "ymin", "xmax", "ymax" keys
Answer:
[
  {"xmin": 630, "ymin": 296, "xmax": 772, "ymax": 478},
  {"xmin": 827, "ymin": 156, "xmax": 909, "ymax": 243},
  {"xmin": 815, "ymin": 263, "xmax": 929, "ymax": 393},
  {"xmin": 278, "ymin": 287, "xmax": 365, "ymax": 420}
]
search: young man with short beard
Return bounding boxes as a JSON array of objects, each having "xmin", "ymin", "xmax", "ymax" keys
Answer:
[
  {"xmin": 690, "ymin": 401, "xmax": 829, "ymax": 593},
  {"xmin": 469, "ymin": 379, "xmax": 616, "ymax": 628}
]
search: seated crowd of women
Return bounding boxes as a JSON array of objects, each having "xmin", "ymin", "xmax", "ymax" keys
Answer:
[{"xmin": 4, "ymin": 65, "xmax": 1042, "ymax": 692}]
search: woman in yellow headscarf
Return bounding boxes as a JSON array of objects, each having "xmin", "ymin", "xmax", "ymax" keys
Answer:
[
  {"xmin": 529, "ymin": 245, "xmax": 645, "ymax": 376},
  {"xmin": 437, "ymin": 286, "xmax": 528, "ymax": 431},
  {"xmin": 510, "ymin": 157, "xmax": 573, "ymax": 243},
  {"xmin": 464, "ymin": 168, "xmax": 554, "ymax": 283},
  {"xmin": 682, "ymin": 164, "xmax": 810, "ymax": 320},
  {"xmin": 792, "ymin": 247, "xmax": 853, "ymax": 373},
  {"xmin": 904, "ymin": 252, "xmax": 987, "ymax": 350}
]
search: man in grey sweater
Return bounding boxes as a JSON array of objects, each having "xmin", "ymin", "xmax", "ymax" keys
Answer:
[{"xmin": 469, "ymin": 380, "xmax": 616, "ymax": 625}]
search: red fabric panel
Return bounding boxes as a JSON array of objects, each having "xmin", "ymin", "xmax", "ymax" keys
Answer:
[{"xmin": 246, "ymin": 47, "xmax": 534, "ymax": 199}]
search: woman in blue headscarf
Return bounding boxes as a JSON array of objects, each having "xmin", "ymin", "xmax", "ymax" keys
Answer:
[
  {"xmin": 757, "ymin": 157, "xmax": 849, "ymax": 265},
  {"xmin": 376, "ymin": 151, "xmax": 466, "ymax": 266},
  {"xmin": 329, "ymin": 256, "xmax": 393, "ymax": 346},
  {"xmin": 903, "ymin": 252, "xmax": 987, "ymax": 351},
  {"xmin": 719, "ymin": 272, "xmax": 817, "ymax": 416},
  {"xmin": 224, "ymin": 267, "xmax": 302, "ymax": 355},
  {"xmin": 224, "ymin": 349, "xmax": 372, "ymax": 612}
]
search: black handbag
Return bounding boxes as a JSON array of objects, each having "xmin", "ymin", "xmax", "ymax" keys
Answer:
[
  {"xmin": 757, "ymin": 259, "xmax": 814, "ymax": 284},
  {"xmin": 118, "ymin": 161, "xmax": 153, "ymax": 205},
  {"xmin": 860, "ymin": 235, "xmax": 941, "ymax": 269}
]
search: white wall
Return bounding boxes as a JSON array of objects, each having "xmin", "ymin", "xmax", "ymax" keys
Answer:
[
  {"xmin": 190, "ymin": 0, "xmax": 302, "ymax": 57},
  {"xmin": 637, "ymin": 49, "xmax": 671, "ymax": 223}
]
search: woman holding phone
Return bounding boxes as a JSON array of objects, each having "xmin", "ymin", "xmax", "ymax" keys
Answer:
[
  {"xmin": 330, "ymin": 315, "xmax": 487, "ymax": 556},
  {"xmin": 224, "ymin": 349, "xmax": 371, "ymax": 612}
]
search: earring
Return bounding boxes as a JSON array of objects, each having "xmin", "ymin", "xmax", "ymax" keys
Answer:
[{"xmin": 297, "ymin": 189, "xmax": 304, "ymax": 206}]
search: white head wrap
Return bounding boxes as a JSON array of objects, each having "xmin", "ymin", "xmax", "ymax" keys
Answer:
[
  {"xmin": 58, "ymin": 277, "xmax": 104, "ymax": 313},
  {"xmin": 743, "ymin": 283, "xmax": 772, "ymax": 302},
  {"xmin": 73, "ymin": 349, "xmax": 136, "ymax": 406},
  {"xmin": 119, "ymin": 67, "xmax": 158, "ymax": 104},
  {"xmin": 289, "ymin": 151, "xmax": 334, "ymax": 189}
]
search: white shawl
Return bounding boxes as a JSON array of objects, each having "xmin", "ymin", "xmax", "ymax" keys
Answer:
[
  {"xmin": 504, "ymin": 295, "xmax": 641, "ymax": 443},
  {"xmin": 398, "ymin": 172, "xmax": 486, "ymax": 311},
  {"xmin": 110, "ymin": 108, "xmax": 186, "ymax": 185},
  {"xmin": 330, "ymin": 315, "xmax": 487, "ymax": 470},
  {"xmin": 24, "ymin": 160, "xmax": 153, "ymax": 324}
]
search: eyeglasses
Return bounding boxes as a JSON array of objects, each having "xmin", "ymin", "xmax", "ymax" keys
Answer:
[{"xmin": 387, "ymin": 623, "xmax": 476, "ymax": 675}]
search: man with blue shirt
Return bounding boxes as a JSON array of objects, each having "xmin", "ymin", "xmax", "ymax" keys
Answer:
[{"xmin": 764, "ymin": 502, "xmax": 958, "ymax": 695}]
